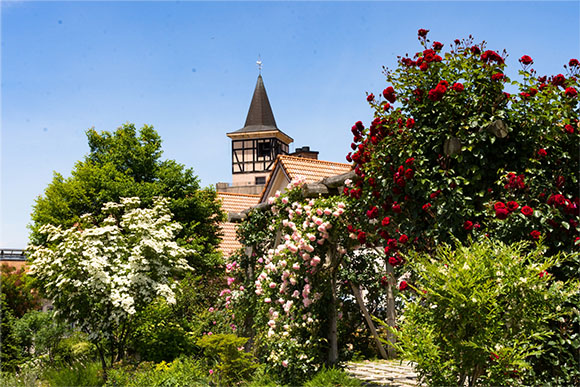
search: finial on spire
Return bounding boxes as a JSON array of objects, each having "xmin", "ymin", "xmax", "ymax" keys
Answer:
[{"xmin": 256, "ymin": 55, "xmax": 262, "ymax": 75}]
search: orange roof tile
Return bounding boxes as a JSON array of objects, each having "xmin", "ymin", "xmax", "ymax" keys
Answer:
[
  {"xmin": 217, "ymin": 192, "xmax": 260, "ymax": 213},
  {"xmin": 278, "ymin": 155, "xmax": 352, "ymax": 183},
  {"xmin": 216, "ymin": 192, "xmax": 260, "ymax": 258}
]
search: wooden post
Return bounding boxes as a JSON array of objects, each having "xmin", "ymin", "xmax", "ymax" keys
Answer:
[
  {"xmin": 385, "ymin": 262, "xmax": 397, "ymax": 358},
  {"xmin": 349, "ymin": 282, "xmax": 388, "ymax": 359},
  {"xmin": 328, "ymin": 265, "xmax": 339, "ymax": 365}
]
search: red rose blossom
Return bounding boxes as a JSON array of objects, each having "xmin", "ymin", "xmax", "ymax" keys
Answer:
[
  {"xmin": 392, "ymin": 203, "xmax": 402, "ymax": 213},
  {"xmin": 521, "ymin": 206, "xmax": 533, "ymax": 216},
  {"xmin": 367, "ymin": 93, "xmax": 374, "ymax": 102},
  {"xmin": 405, "ymin": 157, "xmax": 415, "ymax": 165},
  {"xmin": 433, "ymin": 41, "xmax": 443, "ymax": 51},
  {"xmin": 406, "ymin": 118, "xmax": 415, "ymax": 128},
  {"xmin": 366, "ymin": 206, "xmax": 378, "ymax": 219},
  {"xmin": 537, "ymin": 148, "xmax": 547, "ymax": 157},
  {"xmin": 470, "ymin": 45, "xmax": 481, "ymax": 55},
  {"xmin": 418, "ymin": 29, "xmax": 429, "ymax": 38},
  {"xmin": 422, "ymin": 203, "xmax": 432, "ymax": 211},
  {"xmin": 564, "ymin": 124, "xmax": 574, "ymax": 134},
  {"xmin": 507, "ymin": 201, "xmax": 519, "ymax": 212},
  {"xmin": 404, "ymin": 168, "xmax": 414, "ymax": 180},
  {"xmin": 496, "ymin": 208, "xmax": 509, "ymax": 220},
  {"xmin": 481, "ymin": 50, "xmax": 504, "ymax": 64},
  {"xmin": 519, "ymin": 55, "xmax": 534, "ymax": 65},
  {"xmin": 398, "ymin": 281, "xmax": 408, "ymax": 291},
  {"xmin": 570, "ymin": 59, "xmax": 579, "ymax": 67},
  {"xmin": 494, "ymin": 202, "xmax": 506, "ymax": 210},
  {"xmin": 451, "ymin": 82, "xmax": 464, "ymax": 92},
  {"xmin": 530, "ymin": 230, "xmax": 541, "ymax": 240},
  {"xmin": 463, "ymin": 220, "xmax": 473, "ymax": 231},
  {"xmin": 492, "ymin": 73, "xmax": 504, "ymax": 81},
  {"xmin": 357, "ymin": 231, "xmax": 367, "ymax": 244},
  {"xmin": 399, "ymin": 234, "xmax": 409, "ymax": 244},
  {"xmin": 552, "ymin": 74, "xmax": 566, "ymax": 87},
  {"xmin": 565, "ymin": 87, "xmax": 578, "ymax": 98},
  {"xmin": 383, "ymin": 86, "xmax": 397, "ymax": 103},
  {"xmin": 381, "ymin": 217, "xmax": 390, "ymax": 227}
]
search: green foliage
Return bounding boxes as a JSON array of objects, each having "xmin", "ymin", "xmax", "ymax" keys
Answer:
[
  {"xmin": 241, "ymin": 365, "xmax": 282, "ymax": 387},
  {"xmin": 30, "ymin": 123, "xmax": 224, "ymax": 272},
  {"xmin": 0, "ymin": 265, "xmax": 41, "ymax": 318},
  {"xmin": 13, "ymin": 310, "xmax": 67, "ymax": 364},
  {"xmin": 390, "ymin": 239, "xmax": 578, "ymax": 386},
  {"xmin": 197, "ymin": 333, "xmax": 258, "ymax": 386},
  {"xmin": 130, "ymin": 298, "xmax": 196, "ymax": 363},
  {"xmin": 42, "ymin": 361, "xmax": 103, "ymax": 387},
  {"xmin": 0, "ymin": 294, "xmax": 22, "ymax": 372},
  {"xmin": 303, "ymin": 366, "xmax": 363, "ymax": 387},
  {"xmin": 53, "ymin": 331, "xmax": 98, "ymax": 365},
  {"xmin": 104, "ymin": 357, "xmax": 209, "ymax": 387}
]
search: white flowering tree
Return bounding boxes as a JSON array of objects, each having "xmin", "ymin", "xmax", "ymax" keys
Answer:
[{"xmin": 28, "ymin": 197, "xmax": 192, "ymax": 372}]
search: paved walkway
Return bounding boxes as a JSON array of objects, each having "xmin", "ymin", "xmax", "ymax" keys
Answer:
[{"xmin": 345, "ymin": 359, "xmax": 419, "ymax": 387}]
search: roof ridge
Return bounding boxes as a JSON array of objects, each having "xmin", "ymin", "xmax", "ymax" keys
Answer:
[
  {"xmin": 217, "ymin": 192, "xmax": 261, "ymax": 197},
  {"xmin": 279, "ymin": 154, "xmax": 352, "ymax": 167}
]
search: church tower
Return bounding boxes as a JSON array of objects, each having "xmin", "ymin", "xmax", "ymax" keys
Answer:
[{"xmin": 226, "ymin": 74, "xmax": 293, "ymax": 188}]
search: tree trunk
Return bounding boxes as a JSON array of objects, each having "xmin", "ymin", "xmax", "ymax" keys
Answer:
[
  {"xmin": 328, "ymin": 266, "xmax": 338, "ymax": 365},
  {"xmin": 385, "ymin": 262, "xmax": 397, "ymax": 358},
  {"xmin": 349, "ymin": 282, "xmax": 388, "ymax": 359},
  {"xmin": 95, "ymin": 342, "xmax": 108, "ymax": 380}
]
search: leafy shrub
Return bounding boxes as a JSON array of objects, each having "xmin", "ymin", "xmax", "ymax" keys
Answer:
[
  {"xmin": 0, "ymin": 294, "xmax": 21, "ymax": 372},
  {"xmin": 1, "ymin": 265, "xmax": 41, "ymax": 318},
  {"xmin": 197, "ymin": 333, "xmax": 257, "ymax": 386},
  {"xmin": 12, "ymin": 310, "xmax": 67, "ymax": 363},
  {"xmin": 303, "ymin": 366, "xmax": 362, "ymax": 387},
  {"xmin": 42, "ymin": 361, "xmax": 103, "ymax": 387},
  {"xmin": 129, "ymin": 298, "xmax": 196, "ymax": 363},
  {"xmin": 105, "ymin": 357, "xmax": 208, "ymax": 387},
  {"xmin": 391, "ymin": 239, "xmax": 578, "ymax": 386},
  {"xmin": 54, "ymin": 331, "xmax": 98, "ymax": 365}
]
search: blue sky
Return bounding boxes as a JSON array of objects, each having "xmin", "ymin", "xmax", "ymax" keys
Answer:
[{"xmin": 2, "ymin": 1, "xmax": 579, "ymax": 247}]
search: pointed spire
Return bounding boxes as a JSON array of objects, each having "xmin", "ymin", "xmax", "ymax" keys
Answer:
[{"xmin": 242, "ymin": 74, "xmax": 278, "ymax": 131}]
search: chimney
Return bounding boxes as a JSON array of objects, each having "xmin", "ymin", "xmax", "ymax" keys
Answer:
[{"xmin": 291, "ymin": 146, "xmax": 319, "ymax": 160}]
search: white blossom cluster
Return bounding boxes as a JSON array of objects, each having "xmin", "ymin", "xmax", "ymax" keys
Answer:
[{"xmin": 28, "ymin": 197, "xmax": 193, "ymax": 340}]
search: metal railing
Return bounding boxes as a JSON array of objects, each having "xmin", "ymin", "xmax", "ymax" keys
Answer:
[{"xmin": 0, "ymin": 249, "xmax": 27, "ymax": 261}]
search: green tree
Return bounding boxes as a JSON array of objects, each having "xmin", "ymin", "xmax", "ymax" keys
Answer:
[
  {"xmin": 29, "ymin": 197, "xmax": 193, "ymax": 372},
  {"xmin": 30, "ymin": 123, "xmax": 224, "ymax": 271}
]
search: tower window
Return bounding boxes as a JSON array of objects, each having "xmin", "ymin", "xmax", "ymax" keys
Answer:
[
  {"xmin": 255, "ymin": 176, "xmax": 266, "ymax": 185},
  {"xmin": 257, "ymin": 141, "xmax": 272, "ymax": 157}
]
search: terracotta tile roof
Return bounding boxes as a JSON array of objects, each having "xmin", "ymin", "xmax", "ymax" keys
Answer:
[
  {"xmin": 278, "ymin": 155, "xmax": 352, "ymax": 183},
  {"xmin": 216, "ymin": 192, "xmax": 260, "ymax": 258}
]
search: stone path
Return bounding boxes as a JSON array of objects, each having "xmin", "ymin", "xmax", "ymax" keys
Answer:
[{"xmin": 345, "ymin": 359, "xmax": 419, "ymax": 387}]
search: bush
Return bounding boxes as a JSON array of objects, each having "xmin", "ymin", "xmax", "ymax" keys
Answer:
[
  {"xmin": 391, "ymin": 239, "xmax": 578, "ymax": 386},
  {"xmin": 0, "ymin": 294, "xmax": 22, "ymax": 372},
  {"xmin": 197, "ymin": 333, "xmax": 257, "ymax": 386},
  {"xmin": 1, "ymin": 265, "xmax": 41, "ymax": 318},
  {"xmin": 105, "ymin": 357, "xmax": 208, "ymax": 387},
  {"xmin": 42, "ymin": 361, "xmax": 103, "ymax": 387},
  {"xmin": 12, "ymin": 310, "xmax": 67, "ymax": 364},
  {"xmin": 129, "ymin": 298, "xmax": 196, "ymax": 363}
]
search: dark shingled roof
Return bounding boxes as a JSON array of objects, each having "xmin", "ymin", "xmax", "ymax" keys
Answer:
[{"xmin": 232, "ymin": 75, "xmax": 279, "ymax": 133}]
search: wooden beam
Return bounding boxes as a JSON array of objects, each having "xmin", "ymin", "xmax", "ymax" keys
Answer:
[
  {"xmin": 321, "ymin": 170, "xmax": 356, "ymax": 188},
  {"xmin": 302, "ymin": 183, "xmax": 329, "ymax": 197}
]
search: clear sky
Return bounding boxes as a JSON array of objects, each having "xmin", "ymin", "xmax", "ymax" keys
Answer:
[{"xmin": 2, "ymin": 1, "xmax": 579, "ymax": 248}]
